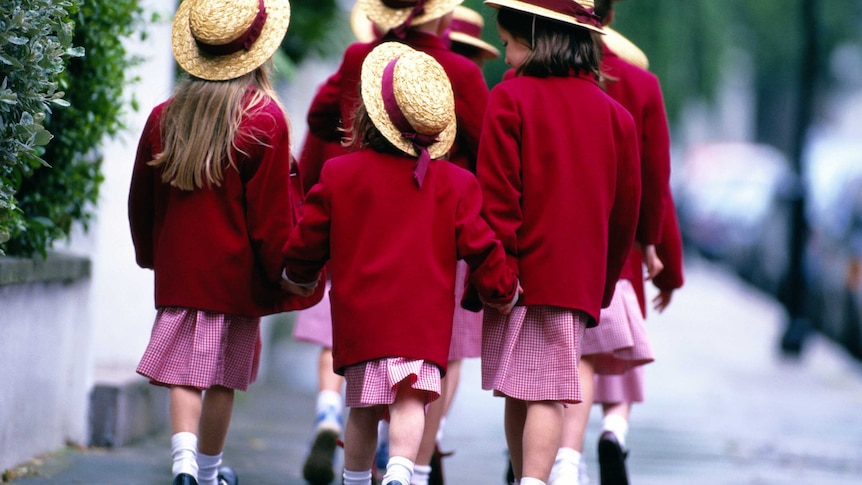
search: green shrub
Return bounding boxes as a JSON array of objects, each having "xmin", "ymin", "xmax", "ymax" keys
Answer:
[{"xmin": 0, "ymin": 0, "xmax": 81, "ymax": 251}]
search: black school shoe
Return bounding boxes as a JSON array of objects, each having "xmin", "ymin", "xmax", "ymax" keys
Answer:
[
  {"xmin": 172, "ymin": 473, "xmax": 198, "ymax": 485},
  {"xmin": 302, "ymin": 428, "xmax": 340, "ymax": 484},
  {"xmin": 597, "ymin": 431, "xmax": 630, "ymax": 485},
  {"xmin": 218, "ymin": 466, "xmax": 239, "ymax": 485}
]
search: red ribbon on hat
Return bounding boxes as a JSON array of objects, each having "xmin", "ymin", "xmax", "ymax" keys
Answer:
[
  {"xmin": 381, "ymin": 56, "xmax": 438, "ymax": 189},
  {"xmin": 449, "ymin": 17, "xmax": 482, "ymax": 38},
  {"xmin": 383, "ymin": 0, "xmax": 429, "ymax": 39},
  {"xmin": 525, "ymin": 0, "xmax": 602, "ymax": 28},
  {"xmin": 195, "ymin": 0, "xmax": 268, "ymax": 56}
]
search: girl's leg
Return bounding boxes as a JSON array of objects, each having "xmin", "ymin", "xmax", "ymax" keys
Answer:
[
  {"xmin": 195, "ymin": 385, "xmax": 235, "ymax": 485},
  {"xmin": 343, "ymin": 405, "xmax": 385, "ymax": 474},
  {"xmin": 549, "ymin": 357, "xmax": 595, "ymax": 484},
  {"xmin": 384, "ymin": 383, "xmax": 428, "ymax": 484},
  {"xmin": 413, "ymin": 359, "xmax": 462, "ymax": 484},
  {"xmin": 521, "ymin": 400, "xmax": 564, "ymax": 482},
  {"xmin": 504, "ymin": 397, "xmax": 527, "ymax": 481},
  {"xmin": 170, "ymin": 386, "xmax": 204, "ymax": 478}
]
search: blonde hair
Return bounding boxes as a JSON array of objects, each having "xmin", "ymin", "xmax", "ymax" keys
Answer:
[{"xmin": 150, "ymin": 63, "xmax": 287, "ymax": 190}]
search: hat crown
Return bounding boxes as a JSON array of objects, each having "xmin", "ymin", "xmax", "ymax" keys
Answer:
[
  {"xmin": 391, "ymin": 52, "xmax": 454, "ymax": 136},
  {"xmin": 189, "ymin": 0, "xmax": 262, "ymax": 46},
  {"xmin": 453, "ymin": 5, "xmax": 483, "ymax": 27}
]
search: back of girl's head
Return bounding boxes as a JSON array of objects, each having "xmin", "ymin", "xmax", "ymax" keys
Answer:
[
  {"xmin": 345, "ymin": 103, "xmax": 401, "ymax": 155},
  {"xmin": 498, "ymin": 8, "xmax": 602, "ymax": 78}
]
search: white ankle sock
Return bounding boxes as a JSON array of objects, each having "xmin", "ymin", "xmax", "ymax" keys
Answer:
[
  {"xmin": 315, "ymin": 390, "xmax": 343, "ymax": 433},
  {"xmin": 383, "ymin": 455, "xmax": 413, "ymax": 485},
  {"xmin": 411, "ymin": 464, "xmax": 432, "ymax": 485},
  {"xmin": 601, "ymin": 414, "xmax": 629, "ymax": 448},
  {"xmin": 343, "ymin": 468, "xmax": 373, "ymax": 485},
  {"xmin": 196, "ymin": 452, "xmax": 222, "ymax": 485},
  {"xmin": 520, "ymin": 478, "xmax": 546, "ymax": 485},
  {"xmin": 555, "ymin": 447, "xmax": 581, "ymax": 465},
  {"xmin": 171, "ymin": 432, "xmax": 198, "ymax": 478}
]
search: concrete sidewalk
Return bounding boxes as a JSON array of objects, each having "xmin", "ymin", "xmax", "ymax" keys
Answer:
[{"xmin": 9, "ymin": 256, "xmax": 862, "ymax": 484}]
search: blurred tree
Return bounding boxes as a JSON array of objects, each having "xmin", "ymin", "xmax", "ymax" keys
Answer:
[{"xmin": 279, "ymin": 0, "xmax": 349, "ymax": 64}]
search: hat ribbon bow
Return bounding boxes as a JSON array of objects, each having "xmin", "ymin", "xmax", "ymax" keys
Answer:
[
  {"xmin": 195, "ymin": 0, "xmax": 268, "ymax": 56},
  {"xmin": 530, "ymin": 0, "xmax": 602, "ymax": 28},
  {"xmin": 383, "ymin": 0, "xmax": 430, "ymax": 39},
  {"xmin": 381, "ymin": 56, "xmax": 438, "ymax": 189}
]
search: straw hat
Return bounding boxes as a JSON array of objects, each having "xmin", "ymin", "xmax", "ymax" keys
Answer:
[
  {"xmin": 484, "ymin": 0, "xmax": 604, "ymax": 34},
  {"xmin": 172, "ymin": 0, "xmax": 291, "ymax": 81},
  {"xmin": 603, "ymin": 26, "xmax": 648, "ymax": 69},
  {"xmin": 350, "ymin": 1, "xmax": 385, "ymax": 42},
  {"xmin": 360, "ymin": 42, "xmax": 456, "ymax": 161},
  {"xmin": 448, "ymin": 6, "xmax": 500, "ymax": 59},
  {"xmin": 357, "ymin": 0, "xmax": 464, "ymax": 33}
]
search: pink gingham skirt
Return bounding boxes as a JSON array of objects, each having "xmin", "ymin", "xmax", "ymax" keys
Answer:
[
  {"xmin": 291, "ymin": 281, "xmax": 333, "ymax": 347},
  {"xmin": 482, "ymin": 306, "xmax": 588, "ymax": 404},
  {"xmin": 593, "ymin": 366, "xmax": 645, "ymax": 404},
  {"xmin": 343, "ymin": 358, "xmax": 442, "ymax": 407},
  {"xmin": 582, "ymin": 280, "xmax": 654, "ymax": 375},
  {"xmin": 450, "ymin": 260, "xmax": 483, "ymax": 360},
  {"xmin": 136, "ymin": 307, "xmax": 261, "ymax": 392}
]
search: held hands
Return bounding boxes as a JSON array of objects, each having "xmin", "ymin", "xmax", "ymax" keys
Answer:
[
  {"xmin": 640, "ymin": 244, "xmax": 664, "ymax": 280},
  {"xmin": 485, "ymin": 281, "xmax": 524, "ymax": 315},
  {"xmin": 280, "ymin": 268, "xmax": 320, "ymax": 297}
]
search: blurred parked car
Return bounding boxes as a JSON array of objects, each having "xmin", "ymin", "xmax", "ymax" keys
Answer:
[
  {"xmin": 802, "ymin": 134, "xmax": 862, "ymax": 358},
  {"xmin": 674, "ymin": 142, "xmax": 795, "ymax": 295}
]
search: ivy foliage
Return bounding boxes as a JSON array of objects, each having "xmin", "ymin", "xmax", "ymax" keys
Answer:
[
  {"xmin": 0, "ymin": 0, "xmax": 81, "ymax": 250},
  {"xmin": 0, "ymin": 0, "xmax": 145, "ymax": 257}
]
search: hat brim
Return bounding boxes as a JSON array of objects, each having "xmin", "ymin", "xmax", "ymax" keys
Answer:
[
  {"xmin": 484, "ymin": 0, "xmax": 604, "ymax": 34},
  {"xmin": 449, "ymin": 32, "xmax": 500, "ymax": 59},
  {"xmin": 602, "ymin": 27, "xmax": 648, "ymax": 69},
  {"xmin": 361, "ymin": 43, "xmax": 456, "ymax": 160},
  {"xmin": 359, "ymin": 0, "xmax": 464, "ymax": 32},
  {"xmin": 351, "ymin": 2, "xmax": 381, "ymax": 43},
  {"xmin": 172, "ymin": 0, "xmax": 291, "ymax": 81}
]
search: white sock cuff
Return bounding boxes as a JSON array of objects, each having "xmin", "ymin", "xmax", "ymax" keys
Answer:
[
  {"xmin": 342, "ymin": 468, "xmax": 373, "ymax": 485},
  {"xmin": 602, "ymin": 414, "xmax": 629, "ymax": 445},
  {"xmin": 520, "ymin": 478, "xmax": 545, "ymax": 485},
  {"xmin": 171, "ymin": 432, "xmax": 198, "ymax": 449},
  {"xmin": 387, "ymin": 455, "xmax": 414, "ymax": 471},
  {"xmin": 197, "ymin": 452, "xmax": 223, "ymax": 467},
  {"xmin": 555, "ymin": 447, "xmax": 581, "ymax": 463},
  {"xmin": 317, "ymin": 389, "xmax": 343, "ymax": 410}
]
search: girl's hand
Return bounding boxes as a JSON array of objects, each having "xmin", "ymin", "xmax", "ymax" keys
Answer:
[
  {"xmin": 488, "ymin": 282, "xmax": 523, "ymax": 315},
  {"xmin": 281, "ymin": 280, "xmax": 316, "ymax": 297},
  {"xmin": 641, "ymin": 244, "xmax": 664, "ymax": 280},
  {"xmin": 652, "ymin": 289, "xmax": 673, "ymax": 313}
]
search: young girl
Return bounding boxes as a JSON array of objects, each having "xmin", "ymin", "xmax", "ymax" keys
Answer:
[
  {"xmin": 281, "ymin": 42, "xmax": 520, "ymax": 485},
  {"xmin": 474, "ymin": 2, "xmax": 641, "ymax": 485},
  {"xmin": 128, "ymin": 1, "xmax": 322, "ymax": 484}
]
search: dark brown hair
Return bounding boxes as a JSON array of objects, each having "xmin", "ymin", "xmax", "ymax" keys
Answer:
[
  {"xmin": 343, "ymin": 103, "xmax": 402, "ymax": 155},
  {"xmin": 497, "ymin": 7, "xmax": 602, "ymax": 80}
]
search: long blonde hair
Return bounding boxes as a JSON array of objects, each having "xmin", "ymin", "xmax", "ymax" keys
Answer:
[{"xmin": 150, "ymin": 63, "xmax": 287, "ymax": 190}]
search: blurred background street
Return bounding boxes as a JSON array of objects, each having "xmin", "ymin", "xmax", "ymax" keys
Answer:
[{"xmin": 9, "ymin": 254, "xmax": 862, "ymax": 484}]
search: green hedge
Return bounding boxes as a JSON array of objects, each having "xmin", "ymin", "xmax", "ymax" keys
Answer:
[{"xmin": 1, "ymin": 0, "xmax": 145, "ymax": 257}]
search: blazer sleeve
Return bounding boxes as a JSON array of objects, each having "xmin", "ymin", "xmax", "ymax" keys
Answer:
[
  {"xmin": 128, "ymin": 107, "xmax": 160, "ymax": 270},
  {"xmin": 477, "ymin": 86, "xmax": 524, "ymax": 277},
  {"xmin": 653, "ymin": 193, "xmax": 685, "ymax": 291},
  {"xmin": 282, "ymin": 162, "xmax": 334, "ymax": 284},
  {"xmin": 635, "ymin": 74, "xmax": 672, "ymax": 245}
]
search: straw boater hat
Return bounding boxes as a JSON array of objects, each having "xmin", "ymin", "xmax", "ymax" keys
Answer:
[
  {"xmin": 172, "ymin": 0, "xmax": 291, "ymax": 81},
  {"xmin": 358, "ymin": 0, "xmax": 464, "ymax": 33},
  {"xmin": 603, "ymin": 26, "xmax": 648, "ymax": 69},
  {"xmin": 360, "ymin": 42, "xmax": 456, "ymax": 187},
  {"xmin": 448, "ymin": 6, "xmax": 500, "ymax": 59},
  {"xmin": 350, "ymin": 1, "xmax": 385, "ymax": 43},
  {"xmin": 483, "ymin": 0, "xmax": 604, "ymax": 34}
]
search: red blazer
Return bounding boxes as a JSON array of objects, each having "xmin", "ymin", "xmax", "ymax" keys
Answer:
[
  {"xmin": 475, "ymin": 73, "xmax": 641, "ymax": 323},
  {"xmin": 305, "ymin": 30, "xmax": 489, "ymax": 175},
  {"xmin": 282, "ymin": 150, "xmax": 518, "ymax": 375},
  {"xmin": 602, "ymin": 47, "xmax": 671, "ymax": 246},
  {"xmin": 128, "ymin": 98, "xmax": 324, "ymax": 317}
]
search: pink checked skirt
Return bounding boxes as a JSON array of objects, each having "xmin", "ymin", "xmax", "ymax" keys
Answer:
[
  {"xmin": 291, "ymin": 281, "xmax": 333, "ymax": 347},
  {"xmin": 136, "ymin": 307, "xmax": 261, "ymax": 392},
  {"xmin": 593, "ymin": 366, "xmax": 645, "ymax": 404},
  {"xmin": 582, "ymin": 280, "xmax": 654, "ymax": 375},
  {"xmin": 343, "ymin": 358, "xmax": 442, "ymax": 407},
  {"xmin": 482, "ymin": 305, "xmax": 588, "ymax": 404},
  {"xmin": 449, "ymin": 260, "xmax": 483, "ymax": 360}
]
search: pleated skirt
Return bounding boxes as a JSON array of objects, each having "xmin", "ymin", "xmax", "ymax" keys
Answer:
[
  {"xmin": 450, "ymin": 260, "xmax": 483, "ymax": 360},
  {"xmin": 593, "ymin": 365, "xmax": 646, "ymax": 403},
  {"xmin": 344, "ymin": 358, "xmax": 442, "ymax": 407},
  {"xmin": 136, "ymin": 307, "xmax": 261, "ymax": 392},
  {"xmin": 291, "ymin": 281, "xmax": 333, "ymax": 347},
  {"xmin": 482, "ymin": 305, "xmax": 588, "ymax": 404},
  {"xmin": 582, "ymin": 279, "xmax": 654, "ymax": 375}
]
